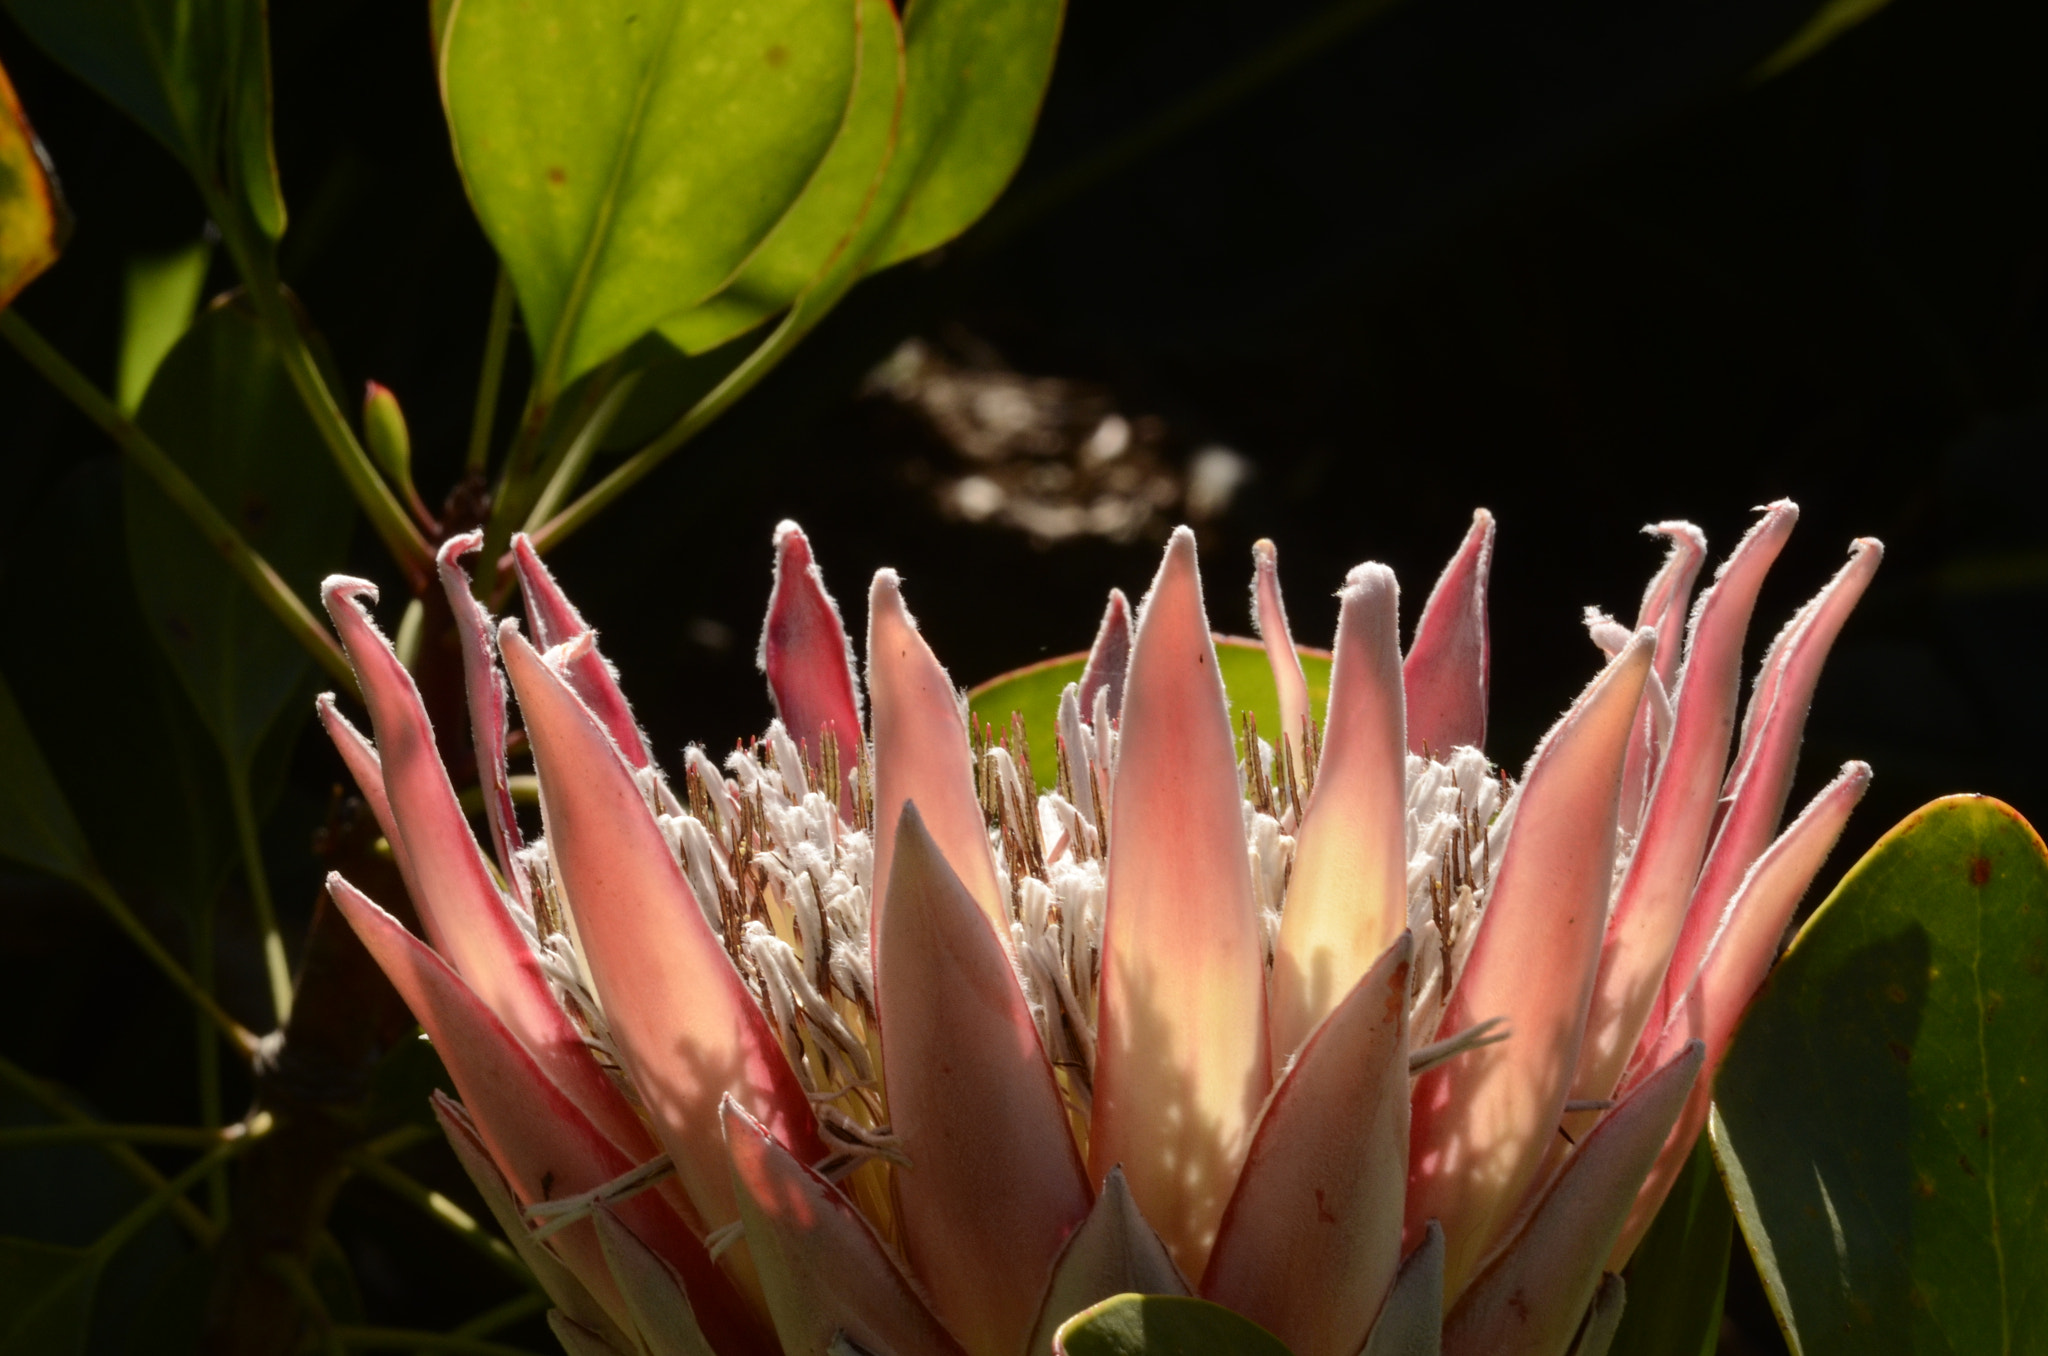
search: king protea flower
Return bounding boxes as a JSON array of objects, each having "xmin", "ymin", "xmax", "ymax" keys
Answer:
[{"xmin": 315, "ymin": 503, "xmax": 1878, "ymax": 1356}]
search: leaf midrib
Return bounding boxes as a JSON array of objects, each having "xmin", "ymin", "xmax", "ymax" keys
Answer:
[
  {"xmin": 537, "ymin": 0, "xmax": 689, "ymax": 398},
  {"xmin": 1968, "ymin": 851, "xmax": 2011, "ymax": 1356}
]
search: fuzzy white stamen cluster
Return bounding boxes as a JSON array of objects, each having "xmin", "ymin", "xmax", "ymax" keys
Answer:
[{"xmin": 512, "ymin": 701, "xmax": 1516, "ymax": 1137}]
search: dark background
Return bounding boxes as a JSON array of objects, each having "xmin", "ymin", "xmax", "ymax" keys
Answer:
[{"xmin": 4, "ymin": 0, "xmax": 2045, "ymax": 1348}]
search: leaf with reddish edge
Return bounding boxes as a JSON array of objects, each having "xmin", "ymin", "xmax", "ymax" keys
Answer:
[
  {"xmin": 1566, "ymin": 503, "xmax": 1798, "ymax": 1132},
  {"xmin": 760, "ymin": 520, "xmax": 864, "ymax": 813},
  {"xmin": 316, "ymin": 696, "xmax": 411, "ymax": 884},
  {"xmin": 876, "ymin": 803, "xmax": 1093, "ymax": 1355},
  {"xmin": 593, "ymin": 1205, "xmax": 717, "ymax": 1356},
  {"xmin": 320, "ymin": 578, "xmax": 655, "ymax": 1163},
  {"xmin": 1406, "ymin": 630, "xmax": 1654, "ymax": 1301},
  {"xmin": 1077, "ymin": 589, "xmax": 1131, "ymax": 721},
  {"xmin": 1026, "ymin": 1169, "xmax": 1190, "ymax": 1356},
  {"xmin": 438, "ymin": 532, "xmax": 527, "ymax": 907},
  {"xmin": 1658, "ymin": 539, "xmax": 1882, "ymax": 1033},
  {"xmin": 509, "ymin": 533, "xmax": 655, "ymax": 772},
  {"xmin": 435, "ymin": 1094, "xmax": 637, "ymax": 1351},
  {"xmin": 1403, "ymin": 509, "xmax": 1494, "ymax": 757},
  {"xmin": 866, "ymin": 568, "xmax": 1008, "ymax": 939},
  {"xmin": 1205, "ymin": 934, "xmax": 1412, "ymax": 1356},
  {"xmin": 327, "ymin": 875, "xmax": 768, "ymax": 1356},
  {"xmin": 1271, "ymin": 563, "xmax": 1408, "ymax": 1066},
  {"xmin": 1617, "ymin": 524, "xmax": 1707, "ymax": 838},
  {"xmin": 499, "ymin": 621, "xmax": 822, "ymax": 1239},
  {"xmin": 1606, "ymin": 762, "xmax": 1868, "ymax": 1267},
  {"xmin": 1361, "ymin": 1223, "xmax": 1444, "ymax": 1356},
  {"xmin": 1251, "ymin": 539, "xmax": 1312, "ymax": 770},
  {"xmin": 721, "ymin": 1097, "xmax": 967, "ymax": 1356},
  {"xmin": 1089, "ymin": 527, "xmax": 1270, "ymax": 1282},
  {"xmin": 1633, "ymin": 524, "xmax": 1708, "ymax": 693},
  {"xmin": 1441, "ymin": 1041, "xmax": 1702, "ymax": 1356}
]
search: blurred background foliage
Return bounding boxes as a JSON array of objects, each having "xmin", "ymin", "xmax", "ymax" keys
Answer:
[{"xmin": 3, "ymin": 0, "xmax": 2044, "ymax": 1349}]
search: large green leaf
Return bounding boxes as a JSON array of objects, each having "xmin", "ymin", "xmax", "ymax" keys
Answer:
[
  {"xmin": 0, "ymin": 670, "xmax": 92, "ymax": 886},
  {"xmin": 1713, "ymin": 796, "xmax": 2048, "ymax": 1355},
  {"xmin": 659, "ymin": 0, "xmax": 906, "ymax": 356},
  {"xmin": 1054, "ymin": 1294, "xmax": 1292, "ymax": 1356},
  {"xmin": 0, "ymin": 1237, "xmax": 98, "ymax": 1356},
  {"xmin": 967, "ymin": 638, "xmax": 1332, "ymax": 790},
  {"xmin": 0, "ymin": 0, "xmax": 284, "ymax": 235},
  {"xmin": 124, "ymin": 295, "xmax": 355, "ymax": 769},
  {"xmin": 441, "ymin": 0, "xmax": 860, "ymax": 392},
  {"xmin": 0, "ymin": 55, "xmax": 64, "ymax": 308},
  {"xmin": 1608, "ymin": 1130, "xmax": 1729, "ymax": 1356},
  {"xmin": 868, "ymin": 0, "xmax": 1065, "ymax": 267}
]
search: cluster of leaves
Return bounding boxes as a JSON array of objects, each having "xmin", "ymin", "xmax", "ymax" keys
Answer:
[{"xmin": 0, "ymin": 0, "xmax": 1059, "ymax": 1350}]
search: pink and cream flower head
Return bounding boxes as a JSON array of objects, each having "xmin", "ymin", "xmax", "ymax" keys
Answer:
[{"xmin": 318, "ymin": 503, "xmax": 1878, "ymax": 1356}]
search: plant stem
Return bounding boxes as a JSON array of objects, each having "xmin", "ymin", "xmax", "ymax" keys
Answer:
[
  {"xmin": 191, "ymin": 899, "xmax": 228, "ymax": 1222},
  {"xmin": 0, "ymin": 1056, "xmax": 217, "ymax": 1243},
  {"xmin": 81, "ymin": 872, "xmax": 259, "ymax": 1056},
  {"xmin": 0, "ymin": 310, "xmax": 358, "ymax": 694},
  {"xmin": 467, "ymin": 268, "xmax": 517, "ymax": 477},
  {"xmin": 452, "ymin": 1292, "xmax": 549, "ymax": 1339},
  {"xmin": 360, "ymin": 1123, "xmax": 435, "ymax": 1159},
  {"xmin": 227, "ymin": 759, "xmax": 294, "ymax": 1025},
  {"xmin": 0, "ymin": 1122, "xmax": 243, "ymax": 1148},
  {"xmin": 520, "ymin": 273, "xmax": 849, "ymax": 560},
  {"xmin": 520, "ymin": 370, "xmax": 641, "ymax": 534},
  {"xmin": 344, "ymin": 1151, "xmax": 534, "ymax": 1285},
  {"xmin": 330, "ymin": 1329, "xmax": 541, "ymax": 1355},
  {"xmin": 89, "ymin": 1113, "xmax": 273, "ymax": 1263},
  {"xmin": 209, "ymin": 214, "xmax": 435, "ymax": 589}
]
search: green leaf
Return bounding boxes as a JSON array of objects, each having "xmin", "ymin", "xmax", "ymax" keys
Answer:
[
  {"xmin": 441, "ymin": 0, "xmax": 860, "ymax": 392},
  {"xmin": 967, "ymin": 638, "xmax": 1332, "ymax": 790},
  {"xmin": 659, "ymin": 0, "xmax": 906, "ymax": 356},
  {"xmin": 0, "ymin": 0, "xmax": 283, "ymax": 235},
  {"xmin": 0, "ymin": 669, "xmax": 93, "ymax": 885},
  {"xmin": 226, "ymin": 0, "xmax": 285, "ymax": 237},
  {"xmin": 116, "ymin": 239, "xmax": 211, "ymax": 414},
  {"xmin": 1608, "ymin": 1131, "xmax": 1728, "ymax": 1356},
  {"xmin": 0, "ymin": 56, "xmax": 64, "ymax": 309},
  {"xmin": 868, "ymin": 0, "xmax": 1065, "ymax": 268},
  {"xmin": 0, "ymin": 1237, "xmax": 99, "ymax": 1356},
  {"xmin": 1712, "ymin": 795, "xmax": 2048, "ymax": 1356},
  {"xmin": 124, "ymin": 295, "xmax": 355, "ymax": 770},
  {"xmin": 1053, "ymin": 1294, "xmax": 1292, "ymax": 1356}
]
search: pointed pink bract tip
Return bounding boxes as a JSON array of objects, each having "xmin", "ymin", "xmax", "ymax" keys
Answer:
[{"xmin": 321, "ymin": 574, "xmax": 380, "ymax": 613}]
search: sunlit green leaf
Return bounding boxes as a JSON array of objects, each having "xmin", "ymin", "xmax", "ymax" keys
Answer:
[
  {"xmin": 0, "ymin": 670, "xmax": 92, "ymax": 886},
  {"xmin": 869, "ymin": 0, "xmax": 1065, "ymax": 268},
  {"xmin": 660, "ymin": 0, "xmax": 906, "ymax": 356},
  {"xmin": 0, "ymin": 56, "xmax": 64, "ymax": 309},
  {"xmin": 1054, "ymin": 1294, "xmax": 1292, "ymax": 1356},
  {"xmin": 968, "ymin": 638, "xmax": 1332, "ymax": 790},
  {"xmin": 116, "ymin": 239, "xmax": 211, "ymax": 414},
  {"xmin": 1608, "ymin": 1131, "xmax": 1728, "ymax": 1356},
  {"xmin": 0, "ymin": 1237, "xmax": 98, "ymax": 1356},
  {"xmin": 442, "ymin": 0, "xmax": 859, "ymax": 392},
  {"xmin": 124, "ymin": 295, "xmax": 355, "ymax": 770},
  {"xmin": 1713, "ymin": 795, "xmax": 2048, "ymax": 1355}
]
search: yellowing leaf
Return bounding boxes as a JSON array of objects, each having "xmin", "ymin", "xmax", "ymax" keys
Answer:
[{"xmin": 0, "ymin": 57, "xmax": 64, "ymax": 309}]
